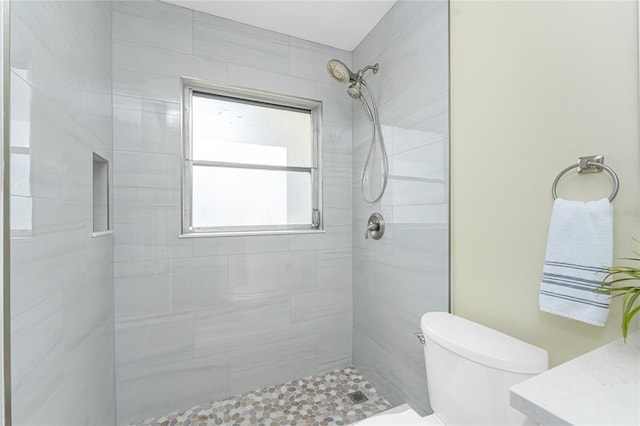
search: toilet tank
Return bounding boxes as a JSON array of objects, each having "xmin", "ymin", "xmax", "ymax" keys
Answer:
[{"xmin": 421, "ymin": 312, "xmax": 548, "ymax": 426}]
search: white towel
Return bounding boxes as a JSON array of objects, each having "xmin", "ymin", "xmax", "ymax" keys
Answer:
[{"xmin": 539, "ymin": 197, "xmax": 613, "ymax": 326}]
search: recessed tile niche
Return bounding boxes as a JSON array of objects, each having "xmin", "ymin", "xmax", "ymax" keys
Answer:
[{"xmin": 92, "ymin": 152, "xmax": 110, "ymax": 234}]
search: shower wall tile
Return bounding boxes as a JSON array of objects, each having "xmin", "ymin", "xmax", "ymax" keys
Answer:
[
  {"xmin": 392, "ymin": 0, "xmax": 432, "ymax": 31},
  {"xmin": 393, "ymin": 83, "xmax": 449, "ymax": 135},
  {"xmin": 112, "ymin": 95, "xmax": 142, "ymax": 150},
  {"xmin": 113, "ymin": 39, "xmax": 228, "ymax": 103},
  {"xmin": 64, "ymin": 260, "xmax": 115, "ymax": 334},
  {"xmin": 116, "ymin": 312, "xmax": 195, "ymax": 374},
  {"xmin": 11, "ymin": 232, "xmax": 84, "ymax": 317},
  {"xmin": 290, "ymin": 38, "xmax": 351, "ymax": 82},
  {"xmin": 352, "ymin": 9, "xmax": 393, "ymax": 69},
  {"xmin": 228, "ymin": 253, "xmax": 280, "ymax": 299},
  {"xmin": 11, "ymin": 1, "xmax": 112, "ymax": 104},
  {"xmin": 317, "ymin": 248, "xmax": 352, "ymax": 290},
  {"xmin": 194, "ymin": 296, "xmax": 292, "ymax": 358},
  {"xmin": 353, "ymin": 288, "xmax": 428, "ymax": 376},
  {"xmin": 113, "ymin": 95, "xmax": 181, "ymax": 155},
  {"xmin": 322, "ymin": 130, "xmax": 353, "ymax": 167},
  {"xmin": 389, "ymin": 140, "xmax": 447, "ymax": 179},
  {"xmin": 11, "ymin": 293, "xmax": 65, "ymax": 423},
  {"xmin": 172, "ymin": 256, "xmax": 230, "ymax": 310},
  {"xmin": 389, "ymin": 179, "xmax": 446, "ymax": 206},
  {"xmin": 352, "ymin": 0, "xmax": 449, "ymax": 416},
  {"xmin": 323, "ymin": 206, "xmax": 352, "ymax": 228},
  {"xmin": 228, "ymin": 250, "xmax": 317, "ymax": 300},
  {"xmin": 318, "ymin": 329, "xmax": 353, "ymax": 372},
  {"xmin": 114, "ymin": 185, "xmax": 180, "ymax": 208},
  {"xmin": 114, "ymin": 206, "xmax": 193, "ymax": 262},
  {"xmin": 291, "ymin": 289, "xmax": 353, "ymax": 336},
  {"xmin": 113, "ymin": 0, "xmax": 193, "ymax": 54},
  {"xmin": 353, "ymin": 329, "xmax": 429, "ymax": 411},
  {"xmin": 116, "ymin": 352, "xmax": 231, "ymax": 424},
  {"xmin": 390, "ymin": 125, "xmax": 446, "ymax": 156},
  {"xmin": 317, "ymin": 82, "xmax": 353, "ymax": 127},
  {"xmin": 325, "ymin": 174, "xmax": 354, "ymax": 207},
  {"xmin": 228, "ymin": 337, "xmax": 319, "ymax": 396},
  {"xmin": 34, "ymin": 323, "xmax": 116, "ymax": 426},
  {"xmin": 393, "ymin": 8, "xmax": 448, "ymax": 85},
  {"xmin": 289, "ymin": 227, "xmax": 351, "ymax": 251},
  {"xmin": 10, "ymin": 1, "xmax": 116, "ymax": 425},
  {"xmin": 113, "ymin": 150, "xmax": 180, "ymax": 191},
  {"xmin": 193, "ymin": 12, "xmax": 290, "ymax": 74},
  {"xmin": 191, "ymin": 234, "xmax": 291, "ymax": 257},
  {"xmin": 115, "ymin": 256, "xmax": 229, "ymax": 318},
  {"xmin": 227, "ymin": 63, "xmax": 318, "ymax": 100},
  {"xmin": 113, "ymin": 3, "xmax": 352, "ymax": 423},
  {"xmin": 115, "ymin": 259, "xmax": 182, "ymax": 318}
]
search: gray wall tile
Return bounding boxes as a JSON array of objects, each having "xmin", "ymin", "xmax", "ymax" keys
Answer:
[
  {"xmin": 10, "ymin": 1, "xmax": 116, "ymax": 425},
  {"xmin": 351, "ymin": 0, "xmax": 449, "ymax": 416},
  {"xmin": 113, "ymin": 0, "xmax": 193, "ymax": 54},
  {"xmin": 193, "ymin": 12, "xmax": 290, "ymax": 74},
  {"xmin": 113, "ymin": 3, "xmax": 353, "ymax": 421}
]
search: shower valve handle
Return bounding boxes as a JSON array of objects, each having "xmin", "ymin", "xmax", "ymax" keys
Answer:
[
  {"xmin": 364, "ymin": 213, "xmax": 385, "ymax": 240},
  {"xmin": 364, "ymin": 223, "xmax": 379, "ymax": 239}
]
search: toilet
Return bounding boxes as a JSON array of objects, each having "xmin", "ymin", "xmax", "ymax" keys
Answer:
[{"xmin": 356, "ymin": 312, "xmax": 548, "ymax": 425}]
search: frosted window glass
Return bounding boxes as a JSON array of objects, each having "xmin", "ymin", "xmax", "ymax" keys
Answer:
[
  {"xmin": 192, "ymin": 93, "xmax": 312, "ymax": 168},
  {"xmin": 192, "ymin": 167, "xmax": 311, "ymax": 228},
  {"xmin": 182, "ymin": 81, "xmax": 321, "ymax": 234}
]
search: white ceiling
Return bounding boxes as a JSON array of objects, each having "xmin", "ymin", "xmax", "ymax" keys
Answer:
[{"xmin": 161, "ymin": 0, "xmax": 397, "ymax": 51}]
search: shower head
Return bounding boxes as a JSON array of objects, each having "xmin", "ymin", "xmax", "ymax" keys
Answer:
[
  {"xmin": 347, "ymin": 82, "xmax": 361, "ymax": 99},
  {"xmin": 327, "ymin": 60, "xmax": 380, "ymax": 85},
  {"xmin": 327, "ymin": 60, "xmax": 378, "ymax": 123},
  {"xmin": 327, "ymin": 59, "xmax": 357, "ymax": 83}
]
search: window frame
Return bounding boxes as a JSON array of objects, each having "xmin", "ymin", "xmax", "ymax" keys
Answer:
[{"xmin": 180, "ymin": 77, "xmax": 323, "ymax": 237}]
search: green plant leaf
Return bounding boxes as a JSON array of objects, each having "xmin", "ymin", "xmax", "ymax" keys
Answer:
[
  {"xmin": 622, "ymin": 304, "xmax": 640, "ymax": 340},
  {"xmin": 600, "ymin": 248, "xmax": 640, "ymax": 340}
]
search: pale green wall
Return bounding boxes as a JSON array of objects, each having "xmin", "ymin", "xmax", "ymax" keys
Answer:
[{"xmin": 450, "ymin": 0, "xmax": 640, "ymax": 367}]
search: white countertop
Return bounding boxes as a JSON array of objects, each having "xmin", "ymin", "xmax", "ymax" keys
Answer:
[{"xmin": 510, "ymin": 331, "xmax": 640, "ymax": 426}]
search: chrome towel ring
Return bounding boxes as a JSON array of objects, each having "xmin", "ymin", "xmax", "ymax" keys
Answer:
[{"xmin": 552, "ymin": 155, "xmax": 619, "ymax": 202}]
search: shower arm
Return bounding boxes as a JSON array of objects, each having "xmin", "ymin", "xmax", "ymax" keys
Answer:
[{"xmin": 356, "ymin": 64, "xmax": 379, "ymax": 80}]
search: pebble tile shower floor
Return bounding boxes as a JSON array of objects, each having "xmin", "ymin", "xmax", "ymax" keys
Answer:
[{"xmin": 133, "ymin": 367, "xmax": 392, "ymax": 426}]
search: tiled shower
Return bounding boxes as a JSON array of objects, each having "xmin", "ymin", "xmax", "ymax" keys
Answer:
[{"xmin": 9, "ymin": 0, "xmax": 449, "ymax": 425}]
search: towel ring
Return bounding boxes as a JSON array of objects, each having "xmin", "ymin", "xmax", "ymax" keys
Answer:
[{"xmin": 552, "ymin": 157, "xmax": 619, "ymax": 202}]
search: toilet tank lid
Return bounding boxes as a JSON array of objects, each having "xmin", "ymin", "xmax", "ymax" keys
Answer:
[{"xmin": 420, "ymin": 312, "xmax": 548, "ymax": 374}]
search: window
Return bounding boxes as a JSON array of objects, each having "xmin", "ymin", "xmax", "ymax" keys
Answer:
[{"xmin": 181, "ymin": 78, "xmax": 322, "ymax": 235}]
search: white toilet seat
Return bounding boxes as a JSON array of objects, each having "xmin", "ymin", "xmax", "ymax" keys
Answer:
[{"xmin": 354, "ymin": 404, "xmax": 444, "ymax": 425}]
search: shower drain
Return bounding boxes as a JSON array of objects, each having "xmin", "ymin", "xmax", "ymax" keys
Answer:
[{"xmin": 347, "ymin": 390, "xmax": 369, "ymax": 404}]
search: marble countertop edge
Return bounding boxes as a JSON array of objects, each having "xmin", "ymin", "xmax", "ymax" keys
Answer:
[{"xmin": 510, "ymin": 330, "xmax": 640, "ymax": 426}]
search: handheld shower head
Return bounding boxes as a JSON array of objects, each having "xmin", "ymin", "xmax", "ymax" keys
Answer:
[
  {"xmin": 346, "ymin": 82, "xmax": 361, "ymax": 99},
  {"xmin": 348, "ymin": 82, "xmax": 373, "ymax": 121},
  {"xmin": 327, "ymin": 59, "xmax": 357, "ymax": 83}
]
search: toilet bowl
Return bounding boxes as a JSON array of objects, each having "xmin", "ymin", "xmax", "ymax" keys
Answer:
[{"xmin": 355, "ymin": 312, "xmax": 548, "ymax": 425}]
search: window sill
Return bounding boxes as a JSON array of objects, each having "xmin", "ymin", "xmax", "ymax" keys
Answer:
[
  {"xmin": 91, "ymin": 230, "xmax": 113, "ymax": 238},
  {"xmin": 178, "ymin": 229, "xmax": 325, "ymax": 238}
]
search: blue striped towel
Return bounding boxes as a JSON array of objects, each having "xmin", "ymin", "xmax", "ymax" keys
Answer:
[{"xmin": 539, "ymin": 198, "xmax": 613, "ymax": 326}]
